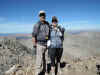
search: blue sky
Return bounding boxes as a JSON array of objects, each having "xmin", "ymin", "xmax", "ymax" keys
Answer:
[{"xmin": 0, "ymin": 0, "xmax": 100, "ymax": 33}]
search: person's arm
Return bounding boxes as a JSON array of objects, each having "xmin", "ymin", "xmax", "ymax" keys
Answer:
[
  {"xmin": 47, "ymin": 24, "xmax": 51, "ymax": 47},
  {"xmin": 62, "ymin": 27, "xmax": 65, "ymax": 41},
  {"xmin": 32, "ymin": 37, "xmax": 37, "ymax": 47},
  {"xmin": 32, "ymin": 24, "xmax": 38, "ymax": 47},
  {"xmin": 58, "ymin": 25, "xmax": 65, "ymax": 41}
]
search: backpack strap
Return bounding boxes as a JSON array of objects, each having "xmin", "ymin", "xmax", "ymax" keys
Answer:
[
  {"xmin": 36, "ymin": 21, "xmax": 42, "ymax": 36},
  {"xmin": 57, "ymin": 25, "xmax": 65, "ymax": 41}
]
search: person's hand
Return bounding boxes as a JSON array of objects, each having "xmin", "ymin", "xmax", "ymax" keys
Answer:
[
  {"xmin": 33, "ymin": 45, "xmax": 37, "ymax": 48},
  {"xmin": 33, "ymin": 42, "xmax": 37, "ymax": 48},
  {"xmin": 32, "ymin": 37, "xmax": 37, "ymax": 48}
]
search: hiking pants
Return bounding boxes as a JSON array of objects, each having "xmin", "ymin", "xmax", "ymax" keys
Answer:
[
  {"xmin": 48, "ymin": 48, "xmax": 63, "ymax": 67},
  {"xmin": 35, "ymin": 44, "xmax": 48, "ymax": 75}
]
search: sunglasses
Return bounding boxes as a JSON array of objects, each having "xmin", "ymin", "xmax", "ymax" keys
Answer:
[
  {"xmin": 39, "ymin": 13, "xmax": 46, "ymax": 17},
  {"xmin": 52, "ymin": 22, "xmax": 57, "ymax": 24}
]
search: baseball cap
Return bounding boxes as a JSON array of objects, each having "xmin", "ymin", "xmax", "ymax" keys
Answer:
[{"xmin": 39, "ymin": 10, "xmax": 46, "ymax": 17}]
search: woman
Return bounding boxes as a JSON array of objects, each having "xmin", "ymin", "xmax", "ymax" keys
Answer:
[{"xmin": 47, "ymin": 16, "xmax": 65, "ymax": 75}]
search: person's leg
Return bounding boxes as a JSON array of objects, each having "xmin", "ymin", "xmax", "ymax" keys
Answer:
[
  {"xmin": 35, "ymin": 44, "xmax": 46, "ymax": 75},
  {"xmin": 42, "ymin": 46, "xmax": 48, "ymax": 75},
  {"xmin": 45, "ymin": 48, "xmax": 51, "ymax": 74},
  {"xmin": 56, "ymin": 48, "xmax": 63, "ymax": 75},
  {"xmin": 57, "ymin": 48, "xmax": 63, "ymax": 63},
  {"xmin": 48, "ymin": 48, "xmax": 56, "ymax": 75}
]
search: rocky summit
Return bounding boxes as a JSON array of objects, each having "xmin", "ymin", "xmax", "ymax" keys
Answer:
[{"xmin": 0, "ymin": 31, "xmax": 100, "ymax": 75}]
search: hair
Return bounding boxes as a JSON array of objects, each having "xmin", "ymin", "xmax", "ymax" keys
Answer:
[{"xmin": 52, "ymin": 16, "xmax": 58, "ymax": 23}]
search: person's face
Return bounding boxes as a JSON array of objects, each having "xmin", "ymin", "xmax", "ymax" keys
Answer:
[
  {"xmin": 40, "ymin": 16, "xmax": 45, "ymax": 22},
  {"xmin": 52, "ymin": 22, "xmax": 57, "ymax": 27}
]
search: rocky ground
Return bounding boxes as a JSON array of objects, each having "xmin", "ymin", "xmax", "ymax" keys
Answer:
[
  {"xmin": 0, "ymin": 37, "xmax": 35, "ymax": 75},
  {"xmin": 0, "ymin": 31, "xmax": 100, "ymax": 75}
]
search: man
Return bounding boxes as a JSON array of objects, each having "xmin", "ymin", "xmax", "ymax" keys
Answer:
[{"xmin": 32, "ymin": 10, "xmax": 50, "ymax": 75}]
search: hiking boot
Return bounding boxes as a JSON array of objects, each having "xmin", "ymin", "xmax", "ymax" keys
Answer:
[
  {"xmin": 51, "ymin": 71, "xmax": 55, "ymax": 75},
  {"xmin": 45, "ymin": 72, "xmax": 48, "ymax": 75}
]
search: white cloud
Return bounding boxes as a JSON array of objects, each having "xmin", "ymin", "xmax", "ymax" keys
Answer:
[
  {"xmin": 0, "ymin": 23, "xmax": 33, "ymax": 33},
  {"xmin": 60, "ymin": 20, "xmax": 100, "ymax": 30}
]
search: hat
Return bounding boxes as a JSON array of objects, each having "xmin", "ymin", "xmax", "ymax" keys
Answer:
[{"xmin": 39, "ymin": 10, "xmax": 46, "ymax": 17}]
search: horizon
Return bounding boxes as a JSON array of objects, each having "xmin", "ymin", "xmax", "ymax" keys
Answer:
[{"xmin": 0, "ymin": 29, "xmax": 100, "ymax": 34}]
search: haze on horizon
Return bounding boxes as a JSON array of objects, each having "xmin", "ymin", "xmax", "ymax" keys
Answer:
[{"xmin": 0, "ymin": 0, "xmax": 100, "ymax": 33}]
